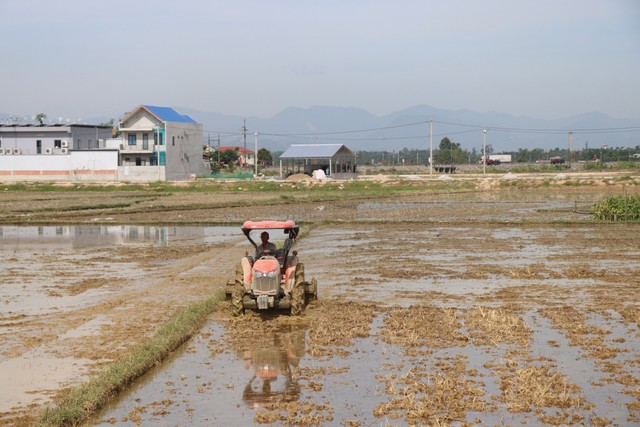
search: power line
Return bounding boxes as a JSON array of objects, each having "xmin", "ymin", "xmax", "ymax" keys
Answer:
[{"xmin": 126, "ymin": 119, "xmax": 640, "ymax": 147}]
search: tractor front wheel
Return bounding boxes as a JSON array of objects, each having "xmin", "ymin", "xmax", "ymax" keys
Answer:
[{"xmin": 290, "ymin": 263, "xmax": 305, "ymax": 316}]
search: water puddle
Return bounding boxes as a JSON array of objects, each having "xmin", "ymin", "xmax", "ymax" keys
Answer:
[{"xmin": 3, "ymin": 221, "xmax": 640, "ymax": 424}]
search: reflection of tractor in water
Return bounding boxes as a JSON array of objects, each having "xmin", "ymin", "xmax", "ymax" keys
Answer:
[
  {"xmin": 241, "ymin": 327, "xmax": 305, "ymax": 408},
  {"xmin": 226, "ymin": 220, "xmax": 317, "ymax": 316}
]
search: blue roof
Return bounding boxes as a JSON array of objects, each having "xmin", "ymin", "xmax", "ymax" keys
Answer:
[{"xmin": 143, "ymin": 105, "xmax": 197, "ymax": 124}]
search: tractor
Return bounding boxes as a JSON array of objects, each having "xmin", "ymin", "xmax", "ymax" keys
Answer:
[{"xmin": 227, "ymin": 220, "xmax": 317, "ymax": 316}]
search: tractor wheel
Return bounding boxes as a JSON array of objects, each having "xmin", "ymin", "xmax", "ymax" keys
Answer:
[
  {"xmin": 231, "ymin": 262, "xmax": 245, "ymax": 316},
  {"xmin": 305, "ymin": 278, "xmax": 318, "ymax": 304},
  {"xmin": 290, "ymin": 263, "xmax": 305, "ymax": 316}
]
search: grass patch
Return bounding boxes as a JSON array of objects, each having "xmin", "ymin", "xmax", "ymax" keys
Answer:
[{"xmin": 37, "ymin": 290, "xmax": 225, "ymax": 427}]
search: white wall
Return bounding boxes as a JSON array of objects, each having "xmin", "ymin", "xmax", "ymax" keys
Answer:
[
  {"xmin": 118, "ymin": 165, "xmax": 166, "ymax": 182},
  {"xmin": 0, "ymin": 150, "xmax": 119, "ymax": 182}
]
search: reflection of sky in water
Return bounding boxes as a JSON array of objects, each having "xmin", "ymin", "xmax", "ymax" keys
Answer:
[
  {"xmin": 0, "ymin": 225, "xmax": 238, "ymax": 249},
  {"xmin": 0, "ymin": 226, "xmax": 241, "ymax": 318}
]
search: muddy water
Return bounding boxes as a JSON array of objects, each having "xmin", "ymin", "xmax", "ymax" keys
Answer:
[
  {"xmin": 0, "ymin": 225, "xmax": 240, "ymax": 414},
  {"xmin": 2, "ymin": 207, "xmax": 640, "ymax": 425},
  {"xmin": 93, "ymin": 222, "xmax": 640, "ymax": 426}
]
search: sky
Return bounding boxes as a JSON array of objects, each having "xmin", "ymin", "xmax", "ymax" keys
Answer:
[{"xmin": 1, "ymin": 0, "xmax": 639, "ymax": 122}]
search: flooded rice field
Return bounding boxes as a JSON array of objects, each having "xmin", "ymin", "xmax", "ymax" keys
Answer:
[
  {"xmin": 90, "ymin": 222, "xmax": 640, "ymax": 426},
  {"xmin": 1, "ymin": 187, "xmax": 640, "ymax": 426}
]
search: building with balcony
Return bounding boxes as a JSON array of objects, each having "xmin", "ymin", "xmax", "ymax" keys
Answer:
[{"xmin": 118, "ymin": 105, "xmax": 210, "ymax": 180}]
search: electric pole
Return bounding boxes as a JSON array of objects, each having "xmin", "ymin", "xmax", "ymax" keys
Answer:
[
  {"xmin": 254, "ymin": 131, "xmax": 258, "ymax": 176},
  {"xmin": 569, "ymin": 131, "xmax": 573, "ymax": 160},
  {"xmin": 429, "ymin": 120, "xmax": 433, "ymax": 176},
  {"xmin": 483, "ymin": 129, "xmax": 487, "ymax": 175},
  {"xmin": 242, "ymin": 119, "xmax": 247, "ymax": 168}
]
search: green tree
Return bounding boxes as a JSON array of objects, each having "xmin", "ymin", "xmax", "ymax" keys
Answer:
[
  {"xmin": 257, "ymin": 148, "xmax": 272, "ymax": 166},
  {"xmin": 219, "ymin": 149, "xmax": 239, "ymax": 166},
  {"xmin": 35, "ymin": 113, "xmax": 47, "ymax": 125},
  {"xmin": 437, "ymin": 137, "xmax": 469, "ymax": 164}
]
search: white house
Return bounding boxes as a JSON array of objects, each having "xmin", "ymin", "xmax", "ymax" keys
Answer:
[
  {"xmin": 0, "ymin": 105, "xmax": 211, "ymax": 182},
  {"xmin": 118, "ymin": 105, "xmax": 210, "ymax": 181}
]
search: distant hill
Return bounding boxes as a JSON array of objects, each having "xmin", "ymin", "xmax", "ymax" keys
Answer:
[
  {"xmin": 180, "ymin": 105, "xmax": 640, "ymax": 153},
  {"xmin": 3, "ymin": 106, "xmax": 639, "ymax": 153}
]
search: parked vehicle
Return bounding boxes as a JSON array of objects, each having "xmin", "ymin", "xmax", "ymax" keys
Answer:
[
  {"xmin": 489, "ymin": 154, "xmax": 512, "ymax": 163},
  {"xmin": 549, "ymin": 157, "xmax": 565, "ymax": 164}
]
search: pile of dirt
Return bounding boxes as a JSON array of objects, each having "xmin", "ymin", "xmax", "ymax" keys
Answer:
[{"xmin": 286, "ymin": 173, "xmax": 315, "ymax": 182}]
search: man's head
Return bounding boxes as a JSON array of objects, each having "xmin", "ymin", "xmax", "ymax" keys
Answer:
[{"xmin": 260, "ymin": 231, "xmax": 269, "ymax": 243}]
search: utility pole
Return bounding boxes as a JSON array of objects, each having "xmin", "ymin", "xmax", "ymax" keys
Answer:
[
  {"xmin": 217, "ymin": 133, "xmax": 220, "ymax": 163},
  {"xmin": 483, "ymin": 129, "xmax": 487, "ymax": 175},
  {"xmin": 429, "ymin": 120, "xmax": 433, "ymax": 176},
  {"xmin": 254, "ymin": 131, "xmax": 258, "ymax": 176},
  {"xmin": 568, "ymin": 131, "xmax": 573, "ymax": 160},
  {"xmin": 242, "ymin": 119, "xmax": 247, "ymax": 168}
]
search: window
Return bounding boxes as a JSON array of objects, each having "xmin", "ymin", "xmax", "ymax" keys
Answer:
[
  {"xmin": 143, "ymin": 134, "xmax": 149, "ymax": 150},
  {"xmin": 54, "ymin": 139, "xmax": 62, "ymax": 148},
  {"xmin": 172, "ymin": 136, "xmax": 175, "ymax": 146},
  {"xmin": 128, "ymin": 134, "xmax": 137, "ymax": 146},
  {"xmin": 36, "ymin": 140, "xmax": 42, "ymax": 154}
]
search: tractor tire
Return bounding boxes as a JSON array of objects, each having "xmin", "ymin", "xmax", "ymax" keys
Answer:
[
  {"xmin": 305, "ymin": 278, "xmax": 318, "ymax": 304},
  {"xmin": 290, "ymin": 263, "xmax": 305, "ymax": 316},
  {"xmin": 231, "ymin": 262, "xmax": 245, "ymax": 316}
]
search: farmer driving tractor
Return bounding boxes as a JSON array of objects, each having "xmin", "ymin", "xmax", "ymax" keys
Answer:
[
  {"xmin": 229, "ymin": 220, "xmax": 316, "ymax": 316},
  {"xmin": 253, "ymin": 231, "xmax": 277, "ymax": 260}
]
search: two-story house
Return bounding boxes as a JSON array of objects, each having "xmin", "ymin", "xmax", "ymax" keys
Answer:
[{"xmin": 118, "ymin": 105, "xmax": 209, "ymax": 180}]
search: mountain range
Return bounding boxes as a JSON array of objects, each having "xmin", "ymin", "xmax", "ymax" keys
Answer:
[
  {"xmin": 179, "ymin": 105, "xmax": 640, "ymax": 153},
  {"xmin": 3, "ymin": 105, "xmax": 639, "ymax": 153}
]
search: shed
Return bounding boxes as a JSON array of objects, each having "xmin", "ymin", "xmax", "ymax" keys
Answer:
[{"xmin": 279, "ymin": 144, "xmax": 357, "ymax": 179}]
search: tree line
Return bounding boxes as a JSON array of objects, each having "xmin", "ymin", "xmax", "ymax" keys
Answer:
[{"xmin": 205, "ymin": 137, "xmax": 639, "ymax": 172}]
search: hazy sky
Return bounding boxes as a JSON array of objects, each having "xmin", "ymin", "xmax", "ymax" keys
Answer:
[{"xmin": 1, "ymin": 0, "xmax": 639, "ymax": 121}]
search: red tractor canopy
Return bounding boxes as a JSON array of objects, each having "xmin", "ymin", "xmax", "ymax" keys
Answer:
[{"xmin": 242, "ymin": 220, "xmax": 299, "ymax": 239}]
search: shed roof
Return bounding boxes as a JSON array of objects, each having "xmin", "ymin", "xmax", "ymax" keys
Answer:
[{"xmin": 280, "ymin": 144, "xmax": 355, "ymax": 159}]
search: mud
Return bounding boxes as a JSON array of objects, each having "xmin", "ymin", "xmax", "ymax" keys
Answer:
[{"xmin": 1, "ymin": 176, "xmax": 640, "ymax": 425}]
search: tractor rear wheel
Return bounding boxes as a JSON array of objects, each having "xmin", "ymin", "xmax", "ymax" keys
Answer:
[
  {"xmin": 290, "ymin": 263, "xmax": 305, "ymax": 316},
  {"xmin": 231, "ymin": 262, "xmax": 245, "ymax": 316}
]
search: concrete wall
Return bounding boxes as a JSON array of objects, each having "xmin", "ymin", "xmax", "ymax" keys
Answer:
[
  {"xmin": 0, "ymin": 150, "xmax": 119, "ymax": 182},
  {"xmin": 117, "ymin": 165, "xmax": 166, "ymax": 182},
  {"xmin": 165, "ymin": 122, "xmax": 210, "ymax": 180}
]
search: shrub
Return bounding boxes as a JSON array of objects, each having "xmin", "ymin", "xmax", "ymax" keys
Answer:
[{"xmin": 591, "ymin": 194, "xmax": 640, "ymax": 221}]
